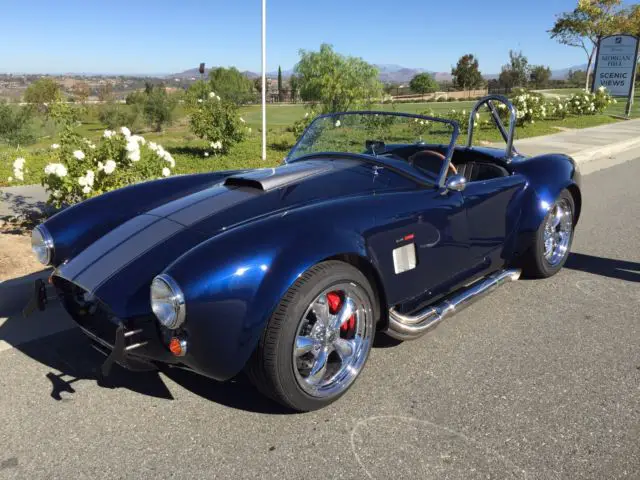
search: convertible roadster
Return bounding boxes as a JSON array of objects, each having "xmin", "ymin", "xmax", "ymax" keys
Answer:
[{"xmin": 29, "ymin": 96, "xmax": 580, "ymax": 411}]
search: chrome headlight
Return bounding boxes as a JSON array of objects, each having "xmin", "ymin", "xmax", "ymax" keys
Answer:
[
  {"xmin": 31, "ymin": 225, "xmax": 54, "ymax": 265},
  {"xmin": 150, "ymin": 274, "xmax": 186, "ymax": 329}
]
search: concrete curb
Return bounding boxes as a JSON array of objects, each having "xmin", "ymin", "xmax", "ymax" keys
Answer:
[{"xmin": 572, "ymin": 136, "xmax": 640, "ymax": 165}]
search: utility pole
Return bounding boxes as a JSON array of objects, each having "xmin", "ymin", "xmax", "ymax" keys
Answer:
[{"xmin": 261, "ymin": 0, "xmax": 267, "ymax": 160}]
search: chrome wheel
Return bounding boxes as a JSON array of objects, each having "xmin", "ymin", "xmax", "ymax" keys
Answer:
[
  {"xmin": 293, "ymin": 282, "xmax": 373, "ymax": 398},
  {"xmin": 543, "ymin": 198, "xmax": 573, "ymax": 266}
]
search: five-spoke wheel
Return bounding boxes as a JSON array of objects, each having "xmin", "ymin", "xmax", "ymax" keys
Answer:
[
  {"xmin": 522, "ymin": 188, "xmax": 575, "ymax": 278},
  {"xmin": 247, "ymin": 261, "xmax": 375, "ymax": 411},
  {"xmin": 293, "ymin": 284, "xmax": 372, "ymax": 398}
]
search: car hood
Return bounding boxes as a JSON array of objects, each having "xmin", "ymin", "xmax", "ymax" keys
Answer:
[{"xmin": 54, "ymin": 158, "xmax": 383, "ymax": 317}]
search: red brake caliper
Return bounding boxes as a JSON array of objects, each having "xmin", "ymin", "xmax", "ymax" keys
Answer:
[{"xmin": 327, "ymin": 291, "xmax": 356, "ymax": 335}]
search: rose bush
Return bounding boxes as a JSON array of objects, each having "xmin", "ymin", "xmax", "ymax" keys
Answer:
[
  {"xmin": 290, "ymin": 110, "xmax": 318, "ymax": 138},
  {"xmin": 188, "ymin": 91, "xmax": 247, "ymax": 154},
  {"xmin": 41, "ymin": 125, "xmax": 176, "ymax": 208},
  {"xmin": 567, "ymin": 87, "xmax": 615, "ymax": 116}
]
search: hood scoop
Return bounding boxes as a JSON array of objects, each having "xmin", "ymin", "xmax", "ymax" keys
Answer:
[{"xmin": 224, "ymin": 162, "xmax": 332, "ymax": 191}]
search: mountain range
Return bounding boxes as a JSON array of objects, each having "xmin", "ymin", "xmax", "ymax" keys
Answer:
[{"xmin": 171, "ymin": 63, "xmax": 588, "ymax": 83}]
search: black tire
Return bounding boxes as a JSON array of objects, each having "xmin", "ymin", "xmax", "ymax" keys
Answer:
[
  {"xmin": 521, "ymin": 189, "xmax": 575, "ymax": 278},
  {"xmin": 246, "ymin": 260, "xmax": 376, "ymax": 412}
]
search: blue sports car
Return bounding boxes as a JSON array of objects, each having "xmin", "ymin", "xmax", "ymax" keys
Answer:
[{"xmin": 29, "ymin": 96, "xmax": 581, "ymax": 411}]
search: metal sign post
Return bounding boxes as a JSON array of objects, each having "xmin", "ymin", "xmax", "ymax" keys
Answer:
[{"xmin": 591, "ymin": 34, "xmax": 639, "ymax": 118}]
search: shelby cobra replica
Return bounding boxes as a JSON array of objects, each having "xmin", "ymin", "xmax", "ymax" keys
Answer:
[{"xmin": 29, "ymin": 96, "xmax": 580, "ymax": 411}]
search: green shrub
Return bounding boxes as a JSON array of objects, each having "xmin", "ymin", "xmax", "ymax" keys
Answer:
[
  {"xmin": 188, "ymin": 91, "xmax": 247, "ymax": 154},
  {"xmin": 436, "ymin": 97, "xmax": 448, "ymax": 102},
  {"xmin": 567, "ymin": 87, "xmax": 615, "ymax": 115},
  {"xmin": 0, "ymin": 102, "xmax": 35, "ymax": 146},
  {"xmin": 40, "ymin": 126, "xmax": 176, "ymax": 208},
  {"xmin": 98, "ymin": 103, "xmax": 140, "ymax": 130},
  {"xmin": 290, "ymin": 110, "xmax": 318, "ymax": 138}
]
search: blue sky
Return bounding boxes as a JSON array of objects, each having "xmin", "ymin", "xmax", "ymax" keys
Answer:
[{"xmin": 0, "ymin": 0, "xmax": 613, "ymax": 75}]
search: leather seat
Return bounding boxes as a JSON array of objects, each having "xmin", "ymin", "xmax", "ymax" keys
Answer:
[{"xmin": 456, "ymin": 162, "xmax": 508, "ymax": 182}]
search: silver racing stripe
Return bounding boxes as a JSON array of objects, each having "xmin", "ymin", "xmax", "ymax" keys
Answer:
[{"xmin": 57, "ymin": 186, "xmax": 260, "ymax": 293}]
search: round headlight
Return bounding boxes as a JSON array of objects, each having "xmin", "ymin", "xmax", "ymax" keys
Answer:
[
  {"xmin": 31, "ymin": 225, "xmax": 54, "ymax": 265},
  {"xmin": 150, "ymin": 274, "xmax": 186, "ymax": 329}
]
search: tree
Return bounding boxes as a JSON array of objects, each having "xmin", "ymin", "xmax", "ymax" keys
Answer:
[
  {"xmin": 97, "ymin": 83, "xmax": 114, "ymax": 102},
  {"xmin": 498, "ymin": 50, "xmax": 530, "ymax": 89},
  {"xmin": 295, "ymin": 44, "xmax": 382, "ymax": 113},
  {"xmin": 549, "ymin": 0, "xmax": 631, "ymax": 90},
  {"xmin": 71, "ymin": 81, "xmax": 91, "ymax": 103},
  {"xmin": 143, "ymin": 85, "xmax": 177, "ymax": 132},
  {"xmin": 254, "ymin": 77, "xmax": 262, "ymax": 95},
  {"xmin": 409, "ymin": 73, "xmax": 439, "ymax": 95},
  {"xmin": 277, "ymin": 66, "xmax": 284, "ymax": 102},
  {"xmin": 0, "ymin": 102, "xmax": 35, "ymax": 146},
  {"xmin": 451, "ymin": 54, "xmax": 484, "ymax": 91},
  {"xmin": 208, "ymin": 67, "xmax": 254, "ymax": 104},
  {"xmin": 529, "ymin": 65, "xmax": 552, "ymax": 88},
  {"xmin": 23, "ymin": 78, "xmax": 60, "ymax": 111},
  {"xmin": 567, "ymin": 69, "xmax": 588, "ymax": 87},
  {"xmin": 289, "ymin": 75, "xmax": 299, "ymax": 103}
]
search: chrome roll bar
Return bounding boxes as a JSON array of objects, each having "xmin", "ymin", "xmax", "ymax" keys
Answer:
[{"xmin": 467, "ymin": 95, "xmax": 519, "ymax": 160}]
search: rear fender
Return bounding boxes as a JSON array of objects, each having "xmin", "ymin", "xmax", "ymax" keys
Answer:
[{"xmin": 511, "ymin": 154, "xmax": 582, "ymax": 257}]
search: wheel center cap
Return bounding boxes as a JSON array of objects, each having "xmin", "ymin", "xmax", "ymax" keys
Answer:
[{"xmin": 324, "ymin": 329, "xmax": 336, "ymax": 344}]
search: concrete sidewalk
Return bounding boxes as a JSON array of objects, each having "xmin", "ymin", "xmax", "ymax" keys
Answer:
[{"xmin": 504, "ymin": 118, "xmax": 640, "ymax": 159}]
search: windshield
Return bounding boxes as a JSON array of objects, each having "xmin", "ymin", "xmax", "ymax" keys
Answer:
[{"xmin": 286, "ymin": 111, "xmax": 459, "ymax": 163}]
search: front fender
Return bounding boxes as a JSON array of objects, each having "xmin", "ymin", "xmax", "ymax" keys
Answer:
[{"xmin": 165, "ymin": 200, "xmax": 377, "ymax": 381}]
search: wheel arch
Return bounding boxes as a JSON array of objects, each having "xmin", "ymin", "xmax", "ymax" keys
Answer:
[
  {"xmin": 325, "ymin": 253, "xmax": 388, "ymax": 330},
  {"xmin": 566, "ymin": 182, "xmax": 582, "ymax": 224}
]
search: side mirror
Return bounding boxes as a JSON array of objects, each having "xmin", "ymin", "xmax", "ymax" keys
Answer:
[{"xmin": 444, "ymin": 174, "xmax": 467, "ymax": 193}]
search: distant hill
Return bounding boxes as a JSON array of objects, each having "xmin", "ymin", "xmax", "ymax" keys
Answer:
[{"xmin": 169, "ymin": 63, "xmax": 589, "ymax": 83}]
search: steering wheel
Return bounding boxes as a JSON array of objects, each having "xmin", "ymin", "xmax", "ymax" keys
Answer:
[{"xmin": 408, "ymin": 150, "xmax": 458, "ymax": 177}]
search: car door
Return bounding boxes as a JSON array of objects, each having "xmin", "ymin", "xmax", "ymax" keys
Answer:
[
  {"xmin": 461, "ymin": 174, "xmax": 527, "ymax": 269},
  {"xmin": 367, "ymin": 186, "xmax": 471, "ymax": 306}
]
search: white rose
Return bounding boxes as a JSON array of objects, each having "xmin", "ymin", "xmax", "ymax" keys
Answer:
[
  {"xmin": 128, "ymin": 150, "xmax": 141, "ymax": 162},
  {"xmin": 73, "ymin": 150, "xmax": 85, "ymax": 160},
  {"xmin": 334, "ymin": 120, "xmax": 341, "ymax": 127},
  {"xmin": 162, "ymin": 167, "xmax": 171, "ymax": 177},
  {"xmin": 120, "ymin": 126, "xmax": 131, "ymax": 137},
  {"xmin": 204, "ymin": 152, "xmax": 209, "ymax": 157},
  {"xmin": 82, "ymin": 185, "xmax": 91, "ymax": 194},
  {"xmin": 7, "ymin": 177, "xmax": 12, "ymax": 182},
  {"xmin": 15, "ymin": 171, "xmax": 24, "ymax": 181},
  {"xmin": 209, "ymin": 92, "xmax": 215, "ymax": 98},
  {"xmin": 103, "ymin": 160, "xmax": 116, "ymax": 174},
  {"xmin": 13, "ymin": 157, "xmax": 26, "ymax": 169},
  {"xmin": 56, "ymin": 164, "xmax": 68, "ymax": 177},
  {"xmin": 103, "ymin": 129, "xmax": 114, "ymax": 138},
  {"xmin": 51, "ymin": 143, "xmax": 60, "ymax": 149}
]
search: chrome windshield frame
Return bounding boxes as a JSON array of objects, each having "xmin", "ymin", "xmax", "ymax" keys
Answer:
[{"xmin": 286, "ymin": 111, "xmax": 460, "ymax": 188}]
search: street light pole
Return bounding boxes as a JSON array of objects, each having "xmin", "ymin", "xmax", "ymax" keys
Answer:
[{"xmin": 261, "ymin": 0, "xmax": 267, "ymax": 160}]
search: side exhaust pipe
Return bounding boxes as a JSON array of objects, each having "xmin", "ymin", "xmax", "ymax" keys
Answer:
[{"xmin": 386, "ymin": 269, "xmax": 521, "ymax": 341}]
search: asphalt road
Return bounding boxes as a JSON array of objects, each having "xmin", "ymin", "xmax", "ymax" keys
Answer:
[{"xmin": 1, "ymin": 156, "xmax": 639, "ymax": 479}]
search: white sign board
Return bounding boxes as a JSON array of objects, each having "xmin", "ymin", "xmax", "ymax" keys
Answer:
[{"xmin": 592, "ymin": 35, "xmax": 639, "ymax": 97}]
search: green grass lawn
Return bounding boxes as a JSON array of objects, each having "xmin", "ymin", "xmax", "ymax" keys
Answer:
[{"xmin": 0, "ymin": 101, "xmax": 626, "ymax": 189}]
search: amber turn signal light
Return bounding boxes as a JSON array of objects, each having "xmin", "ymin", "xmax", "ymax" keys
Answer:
[{"xmin": 168, "ymin": 337, "xmax": 187, "ymax": 357}]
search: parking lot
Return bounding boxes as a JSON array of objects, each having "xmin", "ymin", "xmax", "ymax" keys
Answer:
[{"xmin": 1, "ymin": 156, "xmax": 639, "ymax": 479}]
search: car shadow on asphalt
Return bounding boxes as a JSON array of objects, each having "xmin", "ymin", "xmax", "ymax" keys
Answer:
[{"xmin": 564, "ymin": 252, "xmax": 640, "ymax": 283}]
